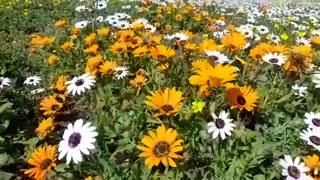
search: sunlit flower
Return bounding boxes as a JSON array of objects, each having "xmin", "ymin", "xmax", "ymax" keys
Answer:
[
  {"xmin": 114, "ymin": 66, "xmax": 129, "ymax": 80},
  {"xmin": 208, "ymin": 110, "xmax": 235, "ymax": 140},
  {"xmin": 226, "ymin": 84, "xmax": 259, "ymax": 112},
  {"xmin": 65, "ymin": 74, "xmax": 96, "ymax": 96},
  {"xmin": 301, "ymin": 128, "xmax": 320, "ymax": 151},
  {"xmin": 279, "ymin": 155, "xmax": 310, "ymax": 180},
  {"xmin": 39, "ymin": 96, "xmax": 63, "ymax": 116},
  {"xmin": 291, "ymin": 84, "xmax": 307, "ymax": 97},
  {"xmin": 191, "ymin": 101, "xmax": 206, "ymax": 113},
  {"xmin": 58, "ymin": 119, "xmax": 98, "ymax": 164},
  {"xmin": 75, "ymin": 20, "xmax": 90, "ymax": 29},
  {"xmin": 145, "ymin": 87, "xmax": 183, "ymax": 117},
  {"xmin": 304, "ymin": 112, "xmax": 320, "ymax": 130},
  {"xmin": 24, "ymin": 145, "xmax": 57, "ymax": 180},
  {"xmin": 0, "ymin": 77, "xmax": 11, "ymax": 89},
  {"xmin": 36, "ymin": 117, "xmax": 55, "ymax": 138},
  {"xmin": 304, "ymin": 154, "xmax": 320, "ymax": 180},
  {"xmin": 130, "ymin": 74, "xmax": 147, "ymax": 91},
  {"xmin": 99, "ymin": 61, "xmax": 117, "ymax": 76},
  {"xmin": 137, "ymin": 125, "xmax": 183, "ymax": 168},
  {"xmin": 24, "ymin": 76, "xmax": 41, "ymax": 86},
  {"xmin": 262, "ymin": 53, "xmax": 287, "ymax": 66},
  {"xmin": 61, "ymin": 41, "xmax": 75, "ymax": 52}
]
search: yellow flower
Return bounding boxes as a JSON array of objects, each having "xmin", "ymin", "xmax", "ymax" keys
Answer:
[
  {"xmin": 192, "ymin": 101, "xmax": 206, "ymax": 113},
  {"xmin": 54, "ymin": 75, "xmax": 68, "ymax": 93},
  {"xmin": 110, "ymin": 42, "xmax": 127, "ymax": 54},
  {"xmin": 47, "ymin": 54, "xmax": 59, "ymax": 66},
  {"xmin": 130, "ymin": 74, "xmax": 147, "ymax": 91},
  {"xmin": 24, "ymin": 145, "xmax": 57, "ymax": 180},
  {"xmin": 281, "ymin": 33, "xmax": 289, "ymax": 41},
  {"xmin": 39, "ymin": 96, "xmax": 63, "ymax": 116},
  {"xmin": 189, "ymin": 63, "xmax": 238, "ymax": 95},
  {"xmin": 54, "ymin": 19, "xmax": 67, "ymax": 28},
  {"xmin": 35, "ymin": 117, "xmax": 55, "ymax": 138},
  {"xmin": 84, "ymin": 44, "xmax": 100, "ymax": 54},
  {"xmin": 222, "ymin": 32, "xmax": 247, "ymax": 52},
  {"xmin": 226, "ymin": 84, "xmax": 259, "ymax": 112},
  {"xmin": 304, "ymin": 154, "xmax": 320, "ymax": 180},
  {"xmin": 311, "ymin": 36, "xmax": 320, "ymax": 47},
  {"xmin": 133, "ymin": 46, "xmax": 149, "ymax": 58},
  {"xmin": 85, "ymin": 33, "xmax": 96, "ymax": 46},
  {"xmin": 199, "ymin": 39, "xmax": 220, "ymax": 53},
  {"xmin": 284, "ymin": 45, "xmax": 313, "ymax": 75},
  {"xmin": 85, "ymin": 55, "xmax": 104, "ymax": 75},
  {"xmin": 30, "ymin": 36, "xmax": 55, "ymax": 48},
  {"xmin": 149, "ymin": 45, "xmax": 176, "ymax": 61},
  {"xmin": 145, "ymin": 87, "xmax": 183, "ymax": 117},
  {"xmin": 61, "ymin": 41, "xmax": 75, "ymax": 52},
  {"xmin": 137, "ymin": 125, "xmax": 183, "ymax": 168},
  {"xmin": 99, "ymin": 61, "xmax": 117, "ymax": 76},
  {"xmin": 97, "ymin": 27, "xmax": 110, "ymax": 37}
]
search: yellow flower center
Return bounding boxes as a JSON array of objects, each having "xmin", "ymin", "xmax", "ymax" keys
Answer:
[
  {"xmin": 154, "ymin": 141, "xmax": 169, "ymax": 157},
  {"xmin": 40, "ymin": 159, "xmax": 52, "ymax": 170}
]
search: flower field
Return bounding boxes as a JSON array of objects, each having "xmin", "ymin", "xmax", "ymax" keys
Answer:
[{"xmin": 2, "ymin": 0, "xmax": 320, "ymax": 179}]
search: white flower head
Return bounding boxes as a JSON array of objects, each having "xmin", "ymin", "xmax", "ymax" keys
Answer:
[
  {"xmin": 291, "ymin": 84, "xmax": 307, "ymax": 97},
  {"xmin": 301, "ymin": 128, "xmax": 320, "ymax": 151},
  {"xmin": 262, "ymin": 53, "xmax": 287, "ymax": 66},
  {"xmin": 256, "ymin": 25, "xmax": 269, "ymax": 35},
  {"xmin": 205, "ymin": 50, "xmax": 231, "ymax": 64},
  {"xmin": 114, "ymin": 66, "xmax": 129, "ymax": 80},
  {"xmin": 207, "ymin": 110, "xmax": 235, "ymax": 140},
  {"xmin": 296, "ymin": 37, "xmax": 311, "ymax": 47},
  {"xmin": 58, "ymin": 119, "xmax": 98, "ymax": 164},
  {"xmin": 65, "ymin": 73, "xmax": 95, "ymax": 96},
  {"xmin": 30, "ymin": 88, "xmax": 45, "ymax": 95},
  {"xmin": 96, "ymin": 16, "xmax": 104, "ymax": 23},
  {"xmin": 279, "ymin": 155, "xmax": 311, "ymax": 180},
  {"xmin": 304, "ymin": 112, "xmax": 320, "ymax": 129},
  {"xmin": 75, "ymin": 20, "xmax": 90, "ymax": 29},
  {"xmin": 270, "ymin": 34, "xmax": 281, "ymax": 44},
  {"xmin": 75, "ymin": 5, "xmax": 87, "ymax": 12},
  {"xmin": 173, "ymin": 33, "xmax": 189, "ymax": 42},
  {"xmin": 312, "ymin": 73, "xmax": 320, "ymax": 88},
  {"xmin": 24, "ymin": 76, "xmax": 41, "ymax": 86},
  {"xmin": 0, "ymin": 77, "xmax": 11, "ymax": 89},
  {"xmin": 95, "ymin": 0, "xmax": 107, "ymax": 10}
]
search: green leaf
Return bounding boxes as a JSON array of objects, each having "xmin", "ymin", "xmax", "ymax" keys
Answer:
[
  {"xmin": 0, "ymin": 102, "xmax": 13, "ymax": 114},
  {"xmin": 0, "ymin": 170, "xmax": 13, "ymax": 180},
  {"xmin": 253, "ymin": 174, "xmax": 266, "ymax": 180}
]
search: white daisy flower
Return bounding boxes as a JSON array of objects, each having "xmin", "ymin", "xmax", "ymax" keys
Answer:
[
  {"xmin": 270, "ymin": 34, "xmax": 281, "ymax": 44},
  {"xmin": 304, "ymin": 112, "xmax": 320, "ymax": 129},
  {"xmin": 262, "ymin": 53, "xmax": 287, "ymax": 66},
  {"xmin": 65, "ymin": 73, "xmax": 95, "ymax": 96},
  {"xmin": 75, "ymin": 21, "xmax": 90, "ymax": 29},
  {"xmin": 301, "ymin": 128, "xmax": 320, "ymax": 151},
  {"xmin": 296, "ymin": 37, "xmax": 311, "ymax": 47},
  {"xmin": 95, "ymin": 0, "xmax": 107, "ymax": 10},
  {"xmin": 279, "ymin": 155, "xmax": 311, "ymax": 180},
  {"xmin": 205, "ymin": 50, "xmax": 231, "ymax": 64},
  {"xmin": 291, "ymin": 84, "xmax": 307, "ymax": 97},
  {"xmin": 30, "ymin": 88, "xmax": 45, "ymax": 95},
  {"xmin": 207, "ymin": 110, "xmax": 235, "ymax": 140},
  {"xmin": 114, "ymin": 66, "xmax": 129, "ymax": 80},
  {"xmin": 213, "ymin": 31, "xmax": 224, "ymax": 39},
  {"xmin": 75, "ymin": 5, "xmax": 87, "ymax": 12},
  {"xmin": 116, "ymin": 21, "xmax": 130, "ymax": 29},
  {"xmin": 96, "ymin": 16, "xmax": 104, "ymax": 23},
  {"xmin": 145, "ymin": 24, "xmax": 156, "ymax": 33},
  {"xmin": 24, "ymin": 76, "xmax": 41, "ymax": 86},
  {"xmin": 256, "ymin": 25, "xmax": 269, "ymax": 35},
  {"xmin": 0, "ymin": 77, "xmax": 11, "ymax": 89},
  {"xmin": 174, "ymin": 33, "xmax": 189, "ymax": 41},
  {"xmin": 312, "ymin": 73, "xmax": 320, "ymax": 88},
  {"xmin": 58, "ymin": 119, "xmax": 98, "ymax": 164}
]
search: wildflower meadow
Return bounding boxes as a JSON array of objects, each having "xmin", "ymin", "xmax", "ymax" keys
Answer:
[{"xmin": 2, "ymin": 0, "xmax": 320, "ymax": 179}]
